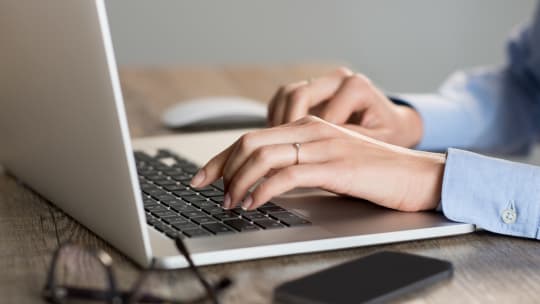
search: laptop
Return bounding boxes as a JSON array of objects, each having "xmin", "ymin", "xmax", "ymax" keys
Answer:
[{"xmin": 0, "ymin": 0, "xmax": 474, "ymax": 269}]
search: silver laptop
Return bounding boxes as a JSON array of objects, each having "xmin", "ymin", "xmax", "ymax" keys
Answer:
[{"xmin": 0, "ymin": 0, "xmax": 474, "ymax": 269}]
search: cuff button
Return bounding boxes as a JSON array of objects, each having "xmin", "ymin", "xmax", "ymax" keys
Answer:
[{"xmin": 501, "ymin": 208, "xmax": 517, "ymax": 224}]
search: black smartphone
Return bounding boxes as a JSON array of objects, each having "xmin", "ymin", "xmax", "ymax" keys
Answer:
[{"xmin": 274, "ymin": 251, "xmax": 452, "ymax": 304}]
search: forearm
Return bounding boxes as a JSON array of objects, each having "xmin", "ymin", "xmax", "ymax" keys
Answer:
[{"xmin": 394, "ymin": 68, "xmax": 536, "ymax": 154}]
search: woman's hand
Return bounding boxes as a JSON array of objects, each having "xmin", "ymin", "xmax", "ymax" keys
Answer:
[
  {"xmin": 190, "ymin": 116, "xmax": 445, "ymax": 212},
  {"xmin": 267, "ymin": 67, "xmax": 423, "ymax": 148}
]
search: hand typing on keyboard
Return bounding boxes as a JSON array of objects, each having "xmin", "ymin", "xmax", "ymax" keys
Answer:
[
  {"xmin": 190, "ymin": 115, "xmax": 445, "ymax": 212},
  {"xmin": 136, "ymin": 149, "xmax": 311, "ymax": 239}
]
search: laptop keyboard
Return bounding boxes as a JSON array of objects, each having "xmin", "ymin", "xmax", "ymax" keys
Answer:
[{"xmin": 135, "ymin": 149, "xmax": 311, "ymax": 239}]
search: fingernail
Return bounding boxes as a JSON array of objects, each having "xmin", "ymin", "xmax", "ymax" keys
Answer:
[
  {"xmin": 241, "ymin": 195, "xmax": 253, "ymax": 211},
  {"xmin": 223, "ymin": 193, "xmax": 231, "ymax": 209},
  {"xmin": 190, "ymin": 169, "xmax": 206, "ymax": 187}
]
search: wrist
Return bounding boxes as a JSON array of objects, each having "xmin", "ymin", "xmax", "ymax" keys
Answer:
[
  {"xmin": 396, "ymin": 151, "xmax": 445, "ymax": 211},
  {"xmin": 397, "ymin": 105, "xmax": 423, "ymax": 148},
  {"xmin": 416, "ymin": 152, "xmax": 445, "ymax": 210}
]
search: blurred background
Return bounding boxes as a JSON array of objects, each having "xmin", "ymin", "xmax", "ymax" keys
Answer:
[{"xmin": 106, "ymin": 0, "xmax": 536, "ymax": 93}]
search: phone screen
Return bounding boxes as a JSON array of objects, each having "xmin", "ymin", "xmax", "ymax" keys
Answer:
[{"xmin": 274, "ymin": 251, "xmax": 452, "ymax": 304}]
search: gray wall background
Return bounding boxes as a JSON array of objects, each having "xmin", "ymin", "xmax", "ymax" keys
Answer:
[{"xmin": 106, "ymin": 0, "xmax": 537, "ymax": 92}]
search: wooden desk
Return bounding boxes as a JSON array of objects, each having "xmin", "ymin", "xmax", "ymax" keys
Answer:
[{"xmin": 2, "ymin": 65, "xmax": 540, "ymax": 303}]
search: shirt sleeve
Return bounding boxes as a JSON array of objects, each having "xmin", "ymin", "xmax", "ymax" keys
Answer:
[
  {"xmin": 393, "ymin": 4, "xmax": 540, "ymax": 155},
  {"xmin": 442, "ymin": 148, "xmax": 540, "ymax": 239}
]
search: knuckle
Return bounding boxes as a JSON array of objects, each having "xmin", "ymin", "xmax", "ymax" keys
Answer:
[
  {"xmin": 309, "ymin": 117, "xmax": 329, "ymax": 131},
  {"xmin": 283, "ymin": 83, "xmax": 299, "ymax": 94},
  {"xmin": 305, "ymin": 114, "xmax": 321, "ymax": 123},
  {"xmin": 348, "ymin": 73, "xmax": 372, "ymax": 88},
  {"xmin": 239, "ymin": 132, "xmax": 257, "ymax": 152},
  {"xmin": 282, "ymin": 167, "xmax": 299, "ymax": 181},
  {"xmin": 297, "ymin": 114, "xmax": 318, "ymax": 124},
  {"xmin": 253, "ymin": 146, "xmax": 272, "ymax": 164},
  {"xmin": 335, "ymin": 66, "xmax": 353, "ymax": 77}
]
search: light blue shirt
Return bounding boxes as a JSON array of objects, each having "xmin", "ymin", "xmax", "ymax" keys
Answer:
[{"xmin": 398, "ymin": 4, "xmax": 540, "ymax": 239}]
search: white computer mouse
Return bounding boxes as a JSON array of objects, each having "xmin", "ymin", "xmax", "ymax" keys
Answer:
[{"xmin": 162, "ymin": 96, "xmax": 268, "ymax": 129}]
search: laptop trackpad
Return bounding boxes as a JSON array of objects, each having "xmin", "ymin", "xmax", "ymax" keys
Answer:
[{"xmin": 274, "ymin": 189, "xmax": 452, "ymax": 236}]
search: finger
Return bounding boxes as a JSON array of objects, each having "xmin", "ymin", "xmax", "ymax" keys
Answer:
[
  {"xmin": 267, "ymin": 85, "xmax": 286, "ymax": 126},
  {"xmin": 221, "ymin": 118, "xmax": 337, "ymax": 188},
  {"xmin": 190, "ymin": 144, "xmax": 234, "ymax": 188},
  {"xmin": 320, "ymin": 74, "xmax": 374, "ymax": 124},
  {"xmin": 244, "ymin": 163, "xmax": 331, "ymax": 210},
  {"xmin": 226, "ymin": 141, "xmax": 336, "ymax": 209},
  {"xmin": 272, "ymin": 81, "xmax": 307, "ymax": 126},
  {"xmin": 282, "ymin": 67, "xmax": 354, "ymax": 124}
]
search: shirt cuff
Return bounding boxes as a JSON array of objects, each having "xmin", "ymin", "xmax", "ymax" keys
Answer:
[{"xmin": 441, "ymin": 148, "xmax": 540, "ymax": 239}]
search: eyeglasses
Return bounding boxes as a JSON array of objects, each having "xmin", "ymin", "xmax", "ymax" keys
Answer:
[{"xmin": 42, "ymin": 237, "xmax": 232, "ymax": 304}]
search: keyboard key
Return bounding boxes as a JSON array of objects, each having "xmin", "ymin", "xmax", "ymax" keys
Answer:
[
  {"xmin": 145, "ymin": 189, "xmax": 168, "ymax": 197},
  {"xmin": 162, "ymin": 169, "xmax": 184, "ymax": 176},
  {"xmin": 211, "ymin": 196, "xmax": 225, "ymax": 204},
  {"xmin": 191, "ymin": 200, "xmax": 218, "ymax": 209},
  {"xmin": 147, "ymin": 174, "xmax": 168, "ymax": 181},
  {"xmin": 230, "ymin": 207, "xmax": 245, "ymax": 214},
  {"xmin": 203, "ymin": 223, "xmax": 235, "ymax": 235},
  {"xmin": 162, "ymin": 216, "xmax": 189, "ymax": 225},
  {"xmin": 141, "ymin": 183, "xmax": 158, "ymax": 191},
  {"xmin": 202, "ymin": 206, "xmax": 224, "ymax": 215},
  {"xmin": 155, "ymin": 180, "xmax": 177, "ymax": 187},
  {"xmin": 242, "ymin": 211, "xmax": 268, "ymax": 221},
  {"xmin": 258, "ymin": 206, "xmax": 287, "ymax": 214},
  {"xmin": 172, "ymin": 190, "xmax": 196, "ymax": 197},
  {"xmin": 163, "ymin": 185, "xmax": 185, "ymax": 192},
  {"xmin": 166, "ymin": 200, "xmax": 189, "ymax": 207},
  {"xmin": 155, "ymin": 194, "xmax": 179, "ymax": 203},
  {"xmin": 258, "ymin": 202, "xmax": 278, "ymax": 208},
  {"xmin": 170, "ymin": 204, "xmax": 198, "ymax": 213},
  {"xmin": 152, "ymin": 210, "xmax": 178, "ymax": 218},
  {"xmin": 152, "ymin": 221, "xmax": 169, "ymax": 232},
  {"xmin": 147, "ymin": 205, "xmax": 168, "ymax": 213},
  {"xmin": 139, "ymin": 170, "xmax": 158, "ymax": 177},
  {"xmin": 171, "ymin": 175, "xmax": 193, "ymax": 182},
  {"xmin": 183, "ymin": 228, "xmax": 212, "ymax": 238},
  {"xmin": 181, "ymin": 210, "xmax": 208, "ymax": 219},
  {"xmin": 200, "ymin": 190, "xmax": 223, "ymax": 197},
  {"xmin": 182, "ymin": 195, "xmax": 207, "ymax": 203},
  {"xmin": 223, "ymin": 219, "xmax": 261, "ymax": 232},
  {"xmin": 144, "ymin": 205, "xmax": 164, "ymax": 212},
  {"xmin": 159, "ymin": 199, "xmax": 185, "ymax": 208},
  {"xmin": 192, "ymin": 216, "xmax": 218, "ymax": 225},
  {"xmin": 269, "ymin": 212, "xmax": 311, "ymax": 227},
  {"xmin": 143, "ymin": 201, "xmax": 160, "ymax": 209},
  {"xmin": 197, "ymin": 186, "xmax": 218, "ymax": 192},
  {"xmin": 172, "ymin": 222, "xmax": 199, "ymax": 231},
  {"xmin": 254, "ymin": 219, "xmax": 285, "ymax": 229},
  {"xmin": 213, "ymin": 211, "xmax": 240, "ymax": 221},
  {"xmin": 143, "ymin": 197, "xmax": 158, "ymax": 205},
  {"xmin": 182, "ymin": 165, "xmax": 199, "ymax": 174}
]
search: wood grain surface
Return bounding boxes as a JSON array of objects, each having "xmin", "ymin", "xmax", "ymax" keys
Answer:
[{"xmin": 2, "ymin": 65, "xmax": 539, "ymax": 303}]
